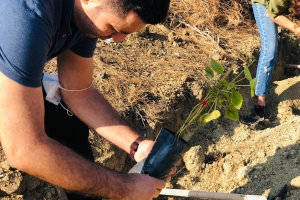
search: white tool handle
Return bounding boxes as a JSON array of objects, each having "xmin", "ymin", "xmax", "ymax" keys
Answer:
[{"xmin": 160, "ymin": 189, "xmax": 267, "ymax": 200}]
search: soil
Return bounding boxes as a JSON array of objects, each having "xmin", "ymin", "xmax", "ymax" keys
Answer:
[{"xmin": 1, "ymin": 0, "xmax": 300, "ymax": 199}]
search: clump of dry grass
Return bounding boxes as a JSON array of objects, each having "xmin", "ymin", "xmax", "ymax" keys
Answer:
[{"xmin": 167, "ymin": 0, "xmax": 257, "ymax": 59}]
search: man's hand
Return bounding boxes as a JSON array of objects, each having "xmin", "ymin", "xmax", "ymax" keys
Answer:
[
  {"xmin": 133, "ymin": 139, "xmax": 181, "ymax": 183},
  {"xmin": 134, "ymin": 139, "xmax": 154, "ymax": 162},
  {"xmin": 123, "ymin": 173, "xmax": 166, "ymax": 200}
]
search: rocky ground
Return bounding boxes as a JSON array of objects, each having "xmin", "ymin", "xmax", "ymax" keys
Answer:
[{"xmin": 1, "ymin": 0, "xmax": 300, "ymax": 199}]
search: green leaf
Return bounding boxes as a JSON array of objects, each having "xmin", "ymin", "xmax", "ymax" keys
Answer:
[
  {"xmin": 221, "ymin": 91, "xmax": 230, "ymax": 101},
  {"xmin": 225, "ymin": 105, "xmax": 239, "ymax": 120},
  {"xmin": 219, "ymin": 79, "xmax": 228, "ymax": 85},
  {"xmin": 230, "ymin": 91, "xmax": 243, "ymax": 109},
  {"xmin": 244, "ymin": 67, "xmax": 252, "ymax": 81},
  {"xmin": 220, "ymin": 79, "xmax": 234, "ymax": 90},
  {"xmin": 211, "ymin": 59, "xmax": 224, "ymax": 74},
  {"xmin": 199, "ymin": 111, "xmax": 221, "ymax": 124},
  {"xmin": 250, "ymin": 78, "xmax": 257, "ymax": 97},
  {"xmin": 205, "ymin": 66, "xmax": 214, "ymax": 78},
  {"xmin": 227, "ymin": 82, "xmax": 236, "ymax": 90},
  {"xmin": 217, "ymin": 98, "xmax": 225, "ymax": 108},
  {"xmin": 199, "ymin": 113, "xmax": 209, "ymax": 123}
]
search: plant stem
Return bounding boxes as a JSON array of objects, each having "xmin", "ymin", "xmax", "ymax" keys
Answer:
[
  {"xmin": 176, "ymin": 89, "xmax": 218, "ymax": 137},
  {"xmin": 235, "ymin": 76, "xmax": 247, "ymax": 83}
]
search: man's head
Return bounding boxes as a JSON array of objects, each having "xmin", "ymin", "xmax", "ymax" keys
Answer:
[
  {"xmin": 107, "ymin": 0, "xmax": 171, "ymax": 25},
  {"xmin": 73, "ymin": 0, "xmax": 171, "ymax": 43}
]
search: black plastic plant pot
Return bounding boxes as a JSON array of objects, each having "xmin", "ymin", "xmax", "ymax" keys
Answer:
[{"xmin": 141, "ymin": 127, "xmax": 190, "ymax": 180}]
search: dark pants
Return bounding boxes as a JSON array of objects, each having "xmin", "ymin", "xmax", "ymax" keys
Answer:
[{"xmin": 43, "ymin": 89, "xmax": 102, "ymax": 200}]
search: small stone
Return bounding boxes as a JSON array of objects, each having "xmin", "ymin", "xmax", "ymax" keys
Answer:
[
  {"xmin": 290, "ymin": 176, "xmax": 300, "ymax": 188},
  {"xmin": 254, "ymin": 165, "xmax": 264, "ymax": 171},
  {"xmin": 183, "ymin": 145, "xmax": 205, "ymax": 173},
  {"xmin": 237, "ymin": 166, "xmax": 253, "ymax": 180}
]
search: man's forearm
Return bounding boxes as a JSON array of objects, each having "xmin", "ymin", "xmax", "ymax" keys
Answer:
[
  {"xmin": 15, "ymin": 136, "xmax": 163, "ymax": 200},
  {"xmin": 18, "ymin": 136, "xmax": 132, "ymax": 199},
  {"xmin": 61, "ymin": 87, "xmax": 142, "ymax": 154}
]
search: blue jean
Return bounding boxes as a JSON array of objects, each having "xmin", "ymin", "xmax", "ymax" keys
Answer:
[{"xmin": 252, "ymin": 3, "xmax": 278, "ymax": 96}]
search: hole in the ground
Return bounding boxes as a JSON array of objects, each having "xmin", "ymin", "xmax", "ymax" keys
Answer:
[{"xmin": 292, "ymin": 107, "xmax": 300, "ymax": 115}]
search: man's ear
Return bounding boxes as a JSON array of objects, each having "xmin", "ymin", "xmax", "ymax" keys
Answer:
[
  {"xmin": 80, "ymin": 0, "xmax": 101, "ymax": 5},
  {"xmin": 80, "ymin": 0, "xmax": 89, "ymax": 4}
]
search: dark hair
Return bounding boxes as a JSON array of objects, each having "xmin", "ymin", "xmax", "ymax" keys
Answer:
[{"xmin": 108, "ymin": 0, "xmax": 171, "ymax": 24}]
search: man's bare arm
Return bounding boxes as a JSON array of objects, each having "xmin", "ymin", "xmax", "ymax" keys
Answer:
[
  {"xmin": 0, "ymin": 71, "xmax": 164, "ymax": 199},
  {"xmin": 57, "ymin": 49, "xmax": 153, "ymax": 161}
]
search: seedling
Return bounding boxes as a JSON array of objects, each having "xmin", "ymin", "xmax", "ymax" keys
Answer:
[{"xmin": 176, "ymin": 58, "xmax": 257, "ymax": 138}]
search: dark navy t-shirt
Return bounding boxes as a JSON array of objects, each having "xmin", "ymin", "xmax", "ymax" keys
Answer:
[{"xmin": 0, "ymin": 0, "xmax": 98, "ymax": 87}]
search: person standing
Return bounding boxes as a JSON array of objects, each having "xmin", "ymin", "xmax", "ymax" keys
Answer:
[{"xmin": 241, "ymin": 0, "xmax": 300, "ymax": 127}]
